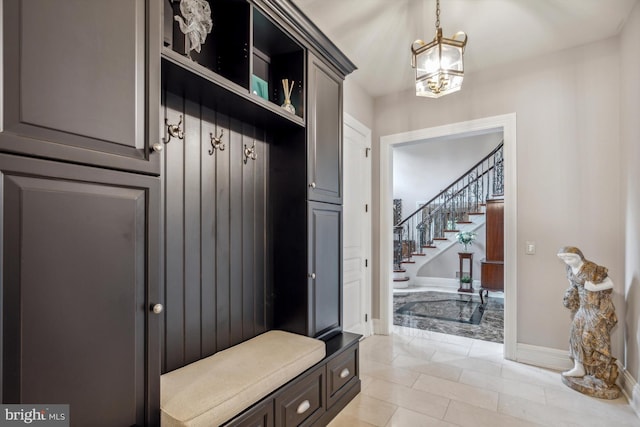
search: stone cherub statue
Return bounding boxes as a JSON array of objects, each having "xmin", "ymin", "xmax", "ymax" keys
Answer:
[
  {"xmin": 557, "ymin": 246, "xmax": 620, "ymax": 399},
  {"xmin": 174, "ymin": 0, "xmax": 213, "ymax": 57}
]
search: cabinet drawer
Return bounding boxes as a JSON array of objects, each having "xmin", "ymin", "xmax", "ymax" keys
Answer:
[
  {"xmin": 223, "ymin": 399, "xmax": 273, "ymax": 427},
  {"xmin": 326, "ymin": 343, "xmax": 358, "ymax": 408},
  {"xmin": 274, "ymin": 366, "xmax": 324, "ymax": 427}
]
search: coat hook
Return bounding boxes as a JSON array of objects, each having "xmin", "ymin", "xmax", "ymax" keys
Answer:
[
  {"xmin": 164, "ymin": 115, "xmax": 184, "ymax": 144},
  {"xmin": 244, "ymin": 141, "xmax": 257, "ymax": 164},
  {"xmin": 208, "ymin": 129, "xmax": 225, "ymax": 155}
]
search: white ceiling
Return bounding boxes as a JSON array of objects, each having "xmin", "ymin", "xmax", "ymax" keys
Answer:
[{"xmin": 291, "ymin": 0, "xmax": 639, "ymax": 98}]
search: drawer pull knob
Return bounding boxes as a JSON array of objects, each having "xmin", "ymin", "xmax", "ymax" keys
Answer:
[
  {"xmin": 340, "ymin": 368, "xmax": 350, "ymax": 379},
  {"xmin": 296, "ymin": 400, "xmax": 311, "ymax": 415}
]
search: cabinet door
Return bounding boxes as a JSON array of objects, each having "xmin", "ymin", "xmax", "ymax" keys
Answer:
[
  {"xmin": 307, "ymin": 53, "xmax": 343, "ymax": 204},
  {"xmin": 308, "ymin": 202, "xmax": 342, "ymax": 338},
  {"xmin": 1, "ymin": 0, "xmax": 161, "ymax": 175},
  {"xmin": 0, "ymin": 154, "xmax": 160, "ymax": 427}
]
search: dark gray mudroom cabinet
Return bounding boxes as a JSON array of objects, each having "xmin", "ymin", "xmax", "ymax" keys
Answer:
[
  {"xmin": 1, "ymin": 0, "xmax": 162, "ymax": 426},
  {"xmin": 1, "ymin": 0, "xmax": 356, "ymax": 425},
  {"xmin": 0, "ymin": 155, "xmax": 161, "ymax": 426},
  {"xmin": 307, "ymin": 53, "xmax": 343, "ymax": 205}
]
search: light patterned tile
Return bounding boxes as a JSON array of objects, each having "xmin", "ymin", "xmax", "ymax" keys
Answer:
[
  {"xmin": 363, "ymin": 378, "xmax": 450, "ymax": 419},
  {"xmin": 427, "ymin": 340, "xmax": 472, "ymax": 356},
  {"xmin": 414, "ymin": 373, "xmax": 499, "ymax": 411},
  {"xmin": 327, "ymin": 412, "xmax": 377, "ymax": 427},
  {"xmin": 337, "ymin": 394, "xmax": 397, "ymax": 427},
  {"xmin": 498, "ymin": 393, "xmax": 630, "ymax": 427},
  {"xmin": 444, "ymin": 356, "xmax": 502, "ymax": 376},
  {"xmin": 500, "ymin": 360, "xmax": 565, "ymax": 390},
  {"xmin": 391, "ymin": 338, "xmax": 438, "ymax": 360},
  {"xmin": 468, "ymin": 339, "xmax": 504, "ymax": 361},
  {"xmin": 360, "ymin": 359, "xmax": 420, "ymax": 387},
  {"xmin": 392, "ymin": 354, "xmax": 463, "ymax": 382},
  {"xmin": 340, "ymin": 332, "xmax": 638, "ymax": 427},
  {"xmin": 543, "ymin": 386, "xmax": 640, "ymax": 426},
  {"xmin": 459, "ymin": 369, "xmax": 546, "ymax": 404},
  {"xmin": 444, "ymin": 400, "xmax": 544, "ymax": 427},
  {"xmin": 386, "ymin": 407, "xmax": 459, "ymax": 427},
  {"xmin": 430, "ymin": 349, "xmax": 472, "ymax": 364}
]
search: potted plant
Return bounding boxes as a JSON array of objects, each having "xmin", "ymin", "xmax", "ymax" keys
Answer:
[
  {"xmin": 455, "ymin": 231, "xmax": 477, "ymax": 252},
  {"xmin": 460, "ymin": 275, "xmax": 472, "ymax": 285}
]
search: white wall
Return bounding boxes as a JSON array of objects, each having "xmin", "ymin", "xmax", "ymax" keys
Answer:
[
  {"xmin": 392, "ymin": 132, "xmax": 501, "ymax": 219},
  {"xmin": 620, "ymin": 0, "xmax": 640, "ymax": 399},
  {"xmin": 344, "ymin": 78, "xmax": 374, "ymax": 130},
  {"xmin": 418, "ymin": 225, "xmax": 486, "ymax": 280},
  {"xmin": 373, "ymin": 37, "xmax": 624, "ymax": 357}
]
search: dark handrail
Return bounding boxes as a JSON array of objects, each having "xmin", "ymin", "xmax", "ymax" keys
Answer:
[
  {"xmin": 410, "ymin": 167, "xmax": 491, "ymax": 227},
  {"xmin": 396, "ymin": 141, "xmax": 503, "ymax": 226}
]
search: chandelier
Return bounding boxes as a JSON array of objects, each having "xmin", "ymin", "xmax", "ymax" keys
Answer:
[{"xmin": 411, "ymin": 0, "xmax": 468, "ymax": 98}]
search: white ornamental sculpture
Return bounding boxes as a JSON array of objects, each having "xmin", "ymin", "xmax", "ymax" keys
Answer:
[{"xmin": 174, "ymin": 0, "xmax": 213, "ymax": 57}]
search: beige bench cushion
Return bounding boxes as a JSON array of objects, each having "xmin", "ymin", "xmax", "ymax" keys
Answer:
[{"xmin": 160, "ymin": 330, "xmax": 326, "ymax": 427}]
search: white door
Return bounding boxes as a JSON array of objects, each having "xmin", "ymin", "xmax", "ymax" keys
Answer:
[{"xmin": 343, "ymin": 114, "xmax": 372, "ymax": 336}]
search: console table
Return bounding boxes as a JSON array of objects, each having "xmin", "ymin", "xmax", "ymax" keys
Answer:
[{"xmin": 458, "ymin": 252, "xmax": 473, "ymax": 293}]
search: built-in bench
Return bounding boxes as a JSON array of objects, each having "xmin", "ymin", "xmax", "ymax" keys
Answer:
[
  {"xmin": 161, "ymin": 330, "xmax": 327, "ymax": 426},
  {"xmin": 160, "ymin": 330, "xmax": 361, "ymax": 426}
]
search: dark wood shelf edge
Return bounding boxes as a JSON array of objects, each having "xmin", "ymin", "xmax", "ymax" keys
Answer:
[{"xmin": 162, "ymin": 49, "xmax": 305, "ymax": 130}]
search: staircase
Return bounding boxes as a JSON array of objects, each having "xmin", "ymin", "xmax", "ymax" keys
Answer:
[{"xmin": 393, "ymin": 142, "xmax": 504, "ymax": 288}]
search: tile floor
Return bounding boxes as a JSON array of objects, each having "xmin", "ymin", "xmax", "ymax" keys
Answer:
[{"xmin": 328, "ymin": 326, "xmax": 639, "ymax": 427}]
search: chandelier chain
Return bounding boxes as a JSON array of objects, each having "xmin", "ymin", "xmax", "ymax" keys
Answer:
[{"xmin": 435, "ymin": 0, "xmax": 441, "ymax": 29}]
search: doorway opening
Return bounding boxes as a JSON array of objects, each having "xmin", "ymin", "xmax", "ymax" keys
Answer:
[
  {"xmin": 392, "ymin": 131, "xmax": 504, "ymax": 343},
  {"xmin": 379, "ymin": 113, "xmax": 517, "ymax": 360}
]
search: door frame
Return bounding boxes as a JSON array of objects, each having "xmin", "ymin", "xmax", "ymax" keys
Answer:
[
  {"xmin": 344, "ymin": 113, "xmax": 372, "ymax": 337},
  {"xmin": 379, "ymin": 113, "xmax": 517, "ymax": 360}
]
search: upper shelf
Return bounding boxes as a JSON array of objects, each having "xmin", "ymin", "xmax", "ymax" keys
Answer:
[
  {"xmin": 163, "ymin": 0, "xmax": 305, "ymax": 128},
  {"xmin": 162, "ymin": 48, "xmax": 304, "ymax": 129}
]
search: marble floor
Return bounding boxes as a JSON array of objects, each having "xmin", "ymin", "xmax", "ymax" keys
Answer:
[
  {"xmin": 327, "ymin": 328, "xmax": 639, "ymax": 427},
  {"xmin": 394, "ymin": 288, "xmax": 504, "ymax": 343}
]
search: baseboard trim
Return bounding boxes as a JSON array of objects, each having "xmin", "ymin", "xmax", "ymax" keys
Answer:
[
  {"xmin": 618, "ymin": 361, "xmax": 640, "ymax": 418},
  {"xmin": 515, "ymin": 343, "xmax": 572, "ymax": 371},
  {"xmin": 372, "ymin": 318, "xmax": 389, "ymax": 335}
]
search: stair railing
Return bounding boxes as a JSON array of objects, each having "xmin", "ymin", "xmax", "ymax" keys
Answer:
[{"xmin": 393, "ymin": 142, "xmax": 503, "ymax": 270}]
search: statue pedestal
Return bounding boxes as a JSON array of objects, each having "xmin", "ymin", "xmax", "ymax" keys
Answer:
[{"xmin": 561, "ymin": 375, "xmax": 621, "ymax": 399}]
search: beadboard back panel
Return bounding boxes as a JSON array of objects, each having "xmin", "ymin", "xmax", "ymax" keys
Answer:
[{"xmin": 162, "ymin": 90, "xmax": 271, "ymax": 373}]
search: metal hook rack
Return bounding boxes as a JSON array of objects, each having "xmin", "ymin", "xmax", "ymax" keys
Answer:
[
  {"xmin": 244, "ymin": 141, "xmax": 257, "ymax": 164},
  {"xmin": 209, "ymin": 129, "xmax": 225, "ymax": 155}
]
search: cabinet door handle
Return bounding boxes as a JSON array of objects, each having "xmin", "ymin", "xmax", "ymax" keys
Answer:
[
  {"xmin": 340, "ymin": 368, "xmax": 350, "ymax": 379},
  {"xmin": 151, "ymin": 304, "xmax": 163, "ymax": 314},
  {"xmin": 308, "ymin": 273, "xmax": 316, "ymax": 279},
  {"xmin": 151, "ymin": 143, "xmax": 163, "ymax": 153},
  {"xmin": 296, "ymin": 400, "xmax": 311, "ymax": 415},
  {"xmin": 309, "ymin": 182, "xmax": 316, "ymax": 189}
]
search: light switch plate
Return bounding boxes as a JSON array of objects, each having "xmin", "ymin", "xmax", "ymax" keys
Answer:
[{"xmin": 525, "ymin": 241, "xmax": 536, "ymax": 255}]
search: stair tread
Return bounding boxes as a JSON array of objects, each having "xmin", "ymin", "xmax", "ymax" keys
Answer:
[
  {"xmin": 411, "ymin": 253, "xmax": 426, "ymax": 256},
  {"xmin": 401, "ymin": 260, "xmax": 416, "ymax": 264},
  {"xmin": 456, "ymin": 221, "xmax": 473, "ymax": 224},
  {"xmin": 421, "ymin": 245, "xmax": 437, "ymax": 248},
  {"xmin": 468, "ymin": 212, "xmax": 485, "ymax": 215},
  {"xmin": 444, "ymin": 229, "xmax": 460, "ymax": 233},
  {"xmin": 433, "ymin": 237, "xmax": 448, "ymax": 241},
  {"xmin": 393, "ymin": 277, "xmax": 410, "ymax": 282}
]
